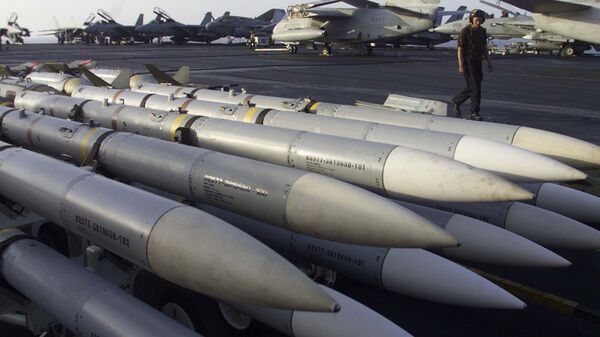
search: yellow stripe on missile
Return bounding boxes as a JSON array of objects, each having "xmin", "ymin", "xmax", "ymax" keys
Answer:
[
  {"xmin": 80, "ymin": 128, "xmax": 104, "ymax": 162},
  {"xmin": 243, "ymin": 107, "xmax": 259, "ymax": 123},
  {"xmin": 170, "ymin": 114, "xmax": 190, "ymax": 142},
  {"xmin": 309, "ymin": 102, "xmax": 321, "ymax": 113},
  {"xmin": 470, "ymin": 268, "xmax": 580, "ymax": 315}
]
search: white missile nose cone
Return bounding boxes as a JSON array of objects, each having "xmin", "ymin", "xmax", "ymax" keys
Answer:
[
  {"xmin": 512, "ymin": 127, "xmax": 600, "ymax": 169},
  {"xmin": 381, "ymin": 249, "xmax": 526, "ymax": 309},
  {"xmin": 147, "ymin": 207, "xmax": 338, "ymax": 312},
  {"xmin": 442, "ymin": 215, "xmax": 571, "ymax": 267},
  {"xmin": 292, "ymin": 286, "xmax": 414, "ymax": 337},
  {"xmin": 383, "ymin": 147, "xmax": 534, "ymax": 202},
  {"xmin": 454, "ymin": 136, "xmax": 588, "ymax": 182},
  {"xmin": 505, "ymin": 203, "xmax": 600, "ymax": 250},
  {"xmin": 286, "ymin": 173, "xmax": 458, "ymax": 248},
  {"xmin": 535, "ymin": 183, "xmax": 600, "ymax": 223}
]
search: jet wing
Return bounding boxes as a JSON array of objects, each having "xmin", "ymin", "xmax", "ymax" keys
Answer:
[
  {"xmin": 489, "ymin": 16, "xmax": 536, "ymax": 29},
  {"xmin": 501, "ymin": 0, "xmax": 591, "ymax": 14},
  {"xmin": 341, "ymin": 0, "xmax": 381, "ymax": 8},
  {"xmin": 304, "ymin": 8, "xmax": 354, "ymax": 18},
  {"xmin": 384, "ymin": 6, "xmax": 437, "ymax": 17}
]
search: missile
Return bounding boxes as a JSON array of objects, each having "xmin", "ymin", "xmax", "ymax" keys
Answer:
[
  {"xmin": 395, "ymin": 201, "xmax": 570, "ymax": 267},
  {"xmin": 14, "ymin": 92, "xmax": 534, "ymax": 203},
  {"xmin": 68, "ymin": 86, "xmax": 586, "ymax": 183},
  {"xmin": 0, "ymin": 229, "xmax": 203, "ymax": 337},
  {"xmin": 0, "ymin": 78, "xmax": 61, "ymax": 100},
  {"xmin": 223, "ymin": 286, "xmax": 415, "ymax": 337},
  {"xmin": 520, "ymin": 183, "xmax": 600, "ymax": 223},
  {"xmin": 140, "ymin": 182, "xmax": 568, "ymax": 268},
  {"xmin": 272, "ymin": 28, "xmax": 327, "ymax": 42},
  {"xmin": 0, "ymin": 139, "xmax": 337, "ymax": 311},
  {"xmin": 417, "ymin": 200, "xmax": 600, "ymax": 250},
  {"xmin": 129, "ymin": 85, "xmax": 600, "ymax": 170},
  {"xmin": 0, "ymin": 108, "xmax": 456, "ymax": 248},
  {"xmin": 24, "ymin": 72, "xmax": 92, "ymax": 95},
  {"xmin": 199, "ymin": 203, "xmax": 537, "ymax": 307},
  {"xmin": 132, "ymin": 82, "xmax": 313, "ymax": 110},
  {"xmin": 304, "ymin": 103, "xmax": 600, "ymax": 170}
]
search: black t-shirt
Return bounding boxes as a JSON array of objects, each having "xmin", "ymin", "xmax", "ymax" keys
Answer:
[{"xmin": 458, "ymin": 26, "xmax": 487, "ymax": 61}]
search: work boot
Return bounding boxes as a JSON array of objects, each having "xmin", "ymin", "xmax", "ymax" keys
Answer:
[
  {"xmin": 465, "ymin": 113, "xmax": 483, "ymax": 121},
  {"xmin": 452, "ymin": 102, "xmax": 461, "ymax": 117}
]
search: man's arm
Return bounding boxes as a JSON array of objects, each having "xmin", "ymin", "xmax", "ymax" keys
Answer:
[
  {"xmin": 457, "ymin": 47, "xmax": 464, "ymax": 75},
  {"xmin": 484, "ymin": 39, "xmax": 493, "ymax": 73}
]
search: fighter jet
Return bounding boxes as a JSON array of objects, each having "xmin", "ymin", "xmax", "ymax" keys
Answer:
[
  {"xmin": 205, "ymin": 9, "xmax": 286, "ymax": 38},
  {"xmin": 272, "ymin": 0, "xmax": 442, "ymax": 56},
  {"xmin": 497, "ymin": 0, "xmax": 600, "ymax": 55},
  {"xmin": 134, "ymin": 7, "xmax": 218, "ymax": 44},
  {"xmin": 84, "ymin": 10, "xmax": 143, "ymax": 44},
  {"xmin": 1, "ymin": 13, "xmax": 31, "ymax": 44},
  {"xmin": 38, "ymin": 14, "xmax": 95, "ymax": 44},
  {"xmin": 391, "ymin": 6, "xmax": 467, "ymax": 49}
]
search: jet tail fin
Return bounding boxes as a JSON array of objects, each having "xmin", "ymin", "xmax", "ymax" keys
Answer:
[
  {"xmin": 433, "ymin": 7, "xmax": 445, "ymax": 26},
  {"xmin": 52, "ymin": 16, "xmax": 61, "ymax": 30},
  {"xmin": 200, "ymin": 12, "xmax": 213, "ymax": 26},
  {"xmin": 135, "ymin": 14, "xmax": 144, "ymax": 27},
  {"xmin": 256, "ymin": 9, "xmax": 285, "ymax": 22},
  {"xmin": 145, "ymin": 64, "xmax": 188, "ymax": 85},
  {"xmin": 110, "ymin": 69, "xmax": 134, "ymax": 89},
  {"xmin": 446, "ymin": 5, "xmax": 467, "ymax": 24},
  {"xmin": 80, "ymin": 67, "xmax": 113, "ymax": 87}
]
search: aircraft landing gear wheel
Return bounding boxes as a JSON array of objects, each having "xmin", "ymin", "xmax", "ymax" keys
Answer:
[
  {"xmin": 426, "ymin": 42, "xmax": 434, "ymax": 50},
  {"xmin": 320, "ymin": 44, "xmax": 332, "ymax": 56},
  {"xmin": 562, "ymin": 45, "xmax": 575, "ymax": 57},
  {"xmin": 287, "ymin": 45, "xmax": 298, "ymax": 54}
]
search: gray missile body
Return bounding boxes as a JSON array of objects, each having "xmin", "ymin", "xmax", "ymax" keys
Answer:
[
  {"xmin": 130, "ymin": 84, "xmax": 600, "ymax": 169},
  {"xmin": 199, "ymin": 204, "xmax": 544, "ymax": 307},
  {"xmin": 16, "ymin": 92, "xmax": 534, "ymax": 203},
  {"xmin": 0, "ymin": 229, "xmax": 203, "ymax": 337},
  {"xmin": 24, "ymin": 72, "xmax": 91, "ymax": 95},
  {"xmin": 520, "ymin": 183, "xmax": 600, "ymax": 223},
  {"xmin": 306, "ymin": 103, "xmax": 600, "ymax": 170},
  {"xmin": 0, "ymin": 78, "xmax": 61, "ymax": 100},
  {"xmin": 416, "ymin": 200, "xmax": 600, "ymax": 250},
  {"xmin": 0, "ymin": 108, "xmax": 456, "ymax": 248},
  {"xmin": 224, "ymin": 286, "xmax": 415, "ymax": 337},
  {"xmin": 0, "ymin": 138, "xmax": 337, "ymax": 311},
  {"xmin": 395, "ymin": 201, "xmax": 569, "ymax": 267},
  {"xmin": 68, "ymin": 86, "xmax": 586, "ymax": 183}
]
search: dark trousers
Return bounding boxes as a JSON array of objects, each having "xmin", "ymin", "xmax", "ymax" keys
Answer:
[{"xmin": 453, "ymin": 59, "xmax": 483, "ymax": 115}]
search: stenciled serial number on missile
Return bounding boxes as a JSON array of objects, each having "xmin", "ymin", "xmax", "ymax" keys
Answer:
[
  {"xmin": 305, "ymin": 155, "xmax": 367, "ymax": 171},
  {"xmin": 306, "ymin": 243, "xmax": 366, "ymax": 268},
  {"xmin": 203, "ymin": 174, "xmax": 269, "ymax": 197},
  {"xmin": 75, "ymin": 214, "xmax": 131, "ymax": 248},
  {"xmin": 432, "ymin": 205, "xmax": 491, "ymax": 223}
]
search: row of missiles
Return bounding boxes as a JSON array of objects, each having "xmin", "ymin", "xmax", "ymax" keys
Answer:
[{"xmin": 1, "ymin": 65, "xmax": 600, "ymax": 337}]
